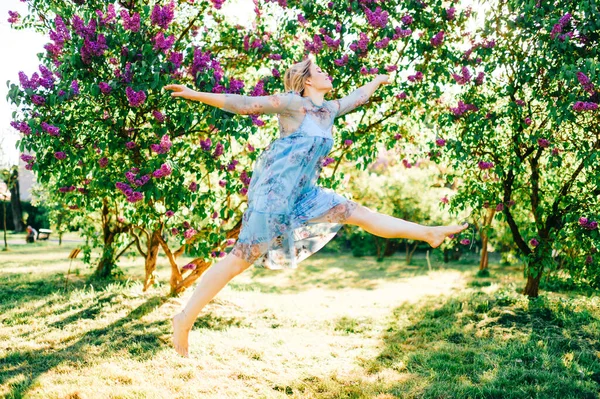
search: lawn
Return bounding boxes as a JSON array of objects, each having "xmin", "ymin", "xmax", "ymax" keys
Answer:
[{"xmin": 1, "ymin": 237, "xmax": 599, "ymax": 398}]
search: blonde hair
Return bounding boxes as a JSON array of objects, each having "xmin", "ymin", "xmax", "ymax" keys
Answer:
[{"xmin": 284, "ymin": 57, "xmax": 313, "ymax": 96}]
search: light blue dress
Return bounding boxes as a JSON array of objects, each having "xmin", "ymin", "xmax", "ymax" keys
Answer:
[{"xmin": 219, "ymin": 88, "xmax": 371, "ymax": 270}]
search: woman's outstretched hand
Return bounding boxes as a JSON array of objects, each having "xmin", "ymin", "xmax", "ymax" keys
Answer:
[
  {"xmin": 375, "ymin": 74, "xmax": 391, "ymax": 85},
  {"xmin": 163, "ymin": 84, "xmax": 196, "ymax": 100}
]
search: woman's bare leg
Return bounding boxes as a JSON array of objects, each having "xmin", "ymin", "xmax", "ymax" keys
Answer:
[
  {"xmin": 344, "ymin": 203, "xmax": 469, "ymax": 248},
  {"xmin": 171, "ymin": 252, "xmax": 252, "ymax": 357}
]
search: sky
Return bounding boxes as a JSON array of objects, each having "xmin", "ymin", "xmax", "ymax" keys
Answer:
[{"xmin": 0, "ymin": 0, "xmax": 487, "ymax": 167}]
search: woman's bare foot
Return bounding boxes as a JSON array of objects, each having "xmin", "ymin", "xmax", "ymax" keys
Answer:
[
  {"xmin": 426, "ymin": 223, "xmax": 469, "ymax": 248},
  {"xmin": 172, "ymin": 311, "xmax": 192, "ymax": 357}
]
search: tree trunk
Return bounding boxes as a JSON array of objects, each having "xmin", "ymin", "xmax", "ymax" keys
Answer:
[
  {"xmin": 383, "ymin": 239, "xmax": 399, "ymax": 257},
  {"xmin": 93, "ymin": 198, "xmax": 125, "ymax": 278},
  {"xmin": 406, "ymin": 241, "xmax": 418, "ymax": 265},
  {"xmin": 9, "ymin": 172, "xmax": 25, "ymax": 233},
  {"xmin": 95, "ymin": 232, "xmax": 117, "ymax": 278},
  {"xmin": 523, "ymin": 273, "xmax": 542, "ymax": 297},
  {"xmin": 2, "ymin": 200, "xmax": 7, "ymax": 251},
  {"xmin": 143, "ymin": 230, "xmax": 161, "ymax": 291}
]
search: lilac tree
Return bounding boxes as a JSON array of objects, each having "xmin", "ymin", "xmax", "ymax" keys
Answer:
[{"xmin": 7, "ymin": 0, "xmax": 475, "ymax": 294}]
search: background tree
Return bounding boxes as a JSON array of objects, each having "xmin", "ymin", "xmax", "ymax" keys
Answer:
[{"xmin": 431, "ymin": 0, "xmax": 600, "ymax": 296}]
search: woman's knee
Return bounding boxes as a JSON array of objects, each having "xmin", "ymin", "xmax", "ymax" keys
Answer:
[
  {"xmin": 225, "ymin": 251, "xmax": 253, "ymax": 275},
  {"xmin": 344, "ymin": 204, "xmax": 374, "ymax": 226}
]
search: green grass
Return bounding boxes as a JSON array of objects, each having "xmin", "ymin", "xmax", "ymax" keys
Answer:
[{"xmin": 0, "ymin": 239, "xmax": 599, "ymax": 398}]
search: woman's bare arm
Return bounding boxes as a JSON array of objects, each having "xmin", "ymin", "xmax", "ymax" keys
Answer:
[
  {"xmin": 332, "ymin": 74, "xmax": 390, "ymax": 117},
  {"xmin": 164, "ymin": 84, "xmax": 295, "ymax": 115}
]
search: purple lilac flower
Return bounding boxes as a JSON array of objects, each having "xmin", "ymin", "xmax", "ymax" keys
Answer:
[
  {"xmin": 577, "ymin": 72, "xmax": 595, "ymax": 94},
  {"xmin": 169, "ymin": 52, "xmax": 183, "ymax": 68},
  {"xmin": 80, "ymin": 34, "xmax": 108, "ymax": 64},
  {"xmin": 151, "ymin": 1, "xmax": 176, "ymax": 29},
  {"xmin": 165, "ymin": 210, "xmax": 174, "ymax": 217},
  {"xmin": 31, "ymin": 95, "xmax": 46, "ymax": 106},
  {"xmin": 431, "ymin": 31, "xmax": 445, "ymax": 47},
  {"xmin": 54, "ymin": 151, "xmax": 66, "ymax": 160},
  {"xmin": 297, "ymin": 14, "xmax": 307, "ymax": 24},
  {"xmin": 349, "ymin": 32, "xmax": 369, "ymax": 53},
  {"xmin": 99, "ymin": 157, "xmax": 108, "ymax": 168},
  {"xmin": 18, "ymin": 71, "xmax": 40, "ymax": 90},
  {"xmin": 305, "ymin": 34, "xmax": 323, "ymax": 54},
  {"xmin": 240, "ymin": 187, "xmax": 248, "ymax": 196},
  {"xmin": 475, "ymin": 72, "xmax": 485, "ymax": 85},
  {"xmin": 11, "ymin": 121, "xmax": 32, "ymax": 135},
  {"xmin": 451, "ymin": 100, "xmax": 478, "ymax": 116},
  {"xmin": 227, "ymin": 159, "xmax": 239, "ymax": 171},
  {"xmin": 171, "ymin": 228, "xmax": 179, "ymax": 235},
  {"xmin": 324, "ymin": 35, "xmax": 341, "ymax": 50},
  {"xmin": 200, "ymin": 138, "xmax": 212, "ymax": 151},
  {"xmin": 182, "ymin": 263, "xmax": 196, "ymax": 270},
  {"xmin": 396, "ymin": 92, "xmax": 407, "ymax": 100},
  {"xmin": 401, "ymin": 15, "xmax": 413, "ymax": 25},
  {"xmin": 120, "ymin": 10, "xmax": 140, "ymax": 32},
  {"xmin": 365, "ymin": 7, "xmax": 388, "ymax": 28},
  {"xmin": 579, "ymin": 217, "xmax": 588, "ymax": 226},
  {"xmin": 126, "ymin": 87, "xmax": 146, "ymax": 107},
  {"xmin": 446, "ymin": 7, "xmax": 456, "ymax": 20},
  {"xmin": 153, "ymin": 110, "xmax": 166, "ymax": 122},
  {"xmin": 8, "ymin": 11, "xmax": 20, "ymax": 24},
  {"xmin": 334, "ymin": 54, "xmax": 349, "ymax": 67},
  {"xmin": 550, "ymin": 13, "xmax": 572, "ymax": 39},
  {"xmin": 375, "ymin": 37, "xmax": 391, "ymax": 49},
  {"xmin": 392, "ymin": 27, "xmax": 412, "ymax": 40},
  {"xmin": 572, "ymin": 101, "xmax": 598, "ymax": 111},
  {"xmin": 436, "ymin": 138, "xmax": 446, "ymax": 146},
  {"xmin": 152, "ymin": 32, "xmax": 175, "ymax": 53},
  {"xmin": 408, "ymin": 71, "xmax": 423, "ymax": 82},
  {"xmin": 71, "ymin": 80, "xmax": 80, "ymax": 95},
  {"xmin": 478, "ymin": 161, "xmax": 494, "ymax": 170},
  {"xmin": 322, "ymin": 157, "xmax": 335, "ymax": 167},
  {"xmin": 184, "ymin": 228, "xmax": 197, "ymax": 240},
  {"xmin": 189, "ymin": 181, "xmax": 198, "ymax": 192},
  {"xmin": 96, "ymin": 4, "xmax": 117, "ymax": 25},
  {"xmin": 41, "ymin": 122, "xmax": 60, "ymax": 136},
  {"xmin": 126, "ymin": 141, "xmax": 136, "ymax": 149},
  {"xmin": 212, "ymin": 142, "xmax": 224, "ymax": 158},
  {"xmin": 98, "ymin": 82, "xmax": 111, "ymax": 94},
  {"xmin": 240, "ymin": 171, "xmax": 251, "ymax": 186},
  {"xmin": 496, "ymin": 203, "xmax": 504, "ymax": 211},
  {"xmin": 152, "ymin": 163, "xmax": 172, "ymax": 178},
  {"xmin": 525, "ymin": 117, "xmax": 532, "ymax": 126},
  {"xmin": 460, "ymin": 239, "xmax": 470, "ymax": 245},
  {"xmin": 219, "ymin": 180, "xmax": 227, "ymax": 187},
  {"xmin": 452, "ymin": 66, "xmax": 472, "ymax": 85},
  {"xmin": 530, "ymin": 238, "xmax": 539, "ymax": 247},
  {"xmin": 344, "ymin": 139, "xmax": 353, "ymax": 146}
]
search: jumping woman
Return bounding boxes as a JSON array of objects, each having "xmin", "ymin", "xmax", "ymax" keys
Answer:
[{"xmin": 164, "ymin": 56, "xmax": 469, "ymax": 357}]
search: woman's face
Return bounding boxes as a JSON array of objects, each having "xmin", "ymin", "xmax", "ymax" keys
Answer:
[{"xmin": 306, "ymin": 63, "xmax": 333, "ymax": 93}]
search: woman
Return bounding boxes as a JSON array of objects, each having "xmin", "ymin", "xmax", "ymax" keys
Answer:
[{"xmin": 164, "ymin": 57, "xmax": 469, "ymax": 357}]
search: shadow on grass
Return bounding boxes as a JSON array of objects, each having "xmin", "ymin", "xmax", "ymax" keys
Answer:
[
  {"xmin": 228, "ymin": 252, "xmax": 479, "ymax": 294},
  {"xmin": 0, "ymin": 265, "xmax": 254, "ymax": 399},
  {"xmin": 286, "ymin": 289, "xmax": 600, "ymax": 398}
]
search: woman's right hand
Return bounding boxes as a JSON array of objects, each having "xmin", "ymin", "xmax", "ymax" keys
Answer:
[{"xmin": 163, "ymin": 84, "xmax": 196, "ymax": 100}]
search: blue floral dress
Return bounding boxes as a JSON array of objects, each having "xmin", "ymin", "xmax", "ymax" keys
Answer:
[{"xmin": 219, "ymin": 87, "xmax": 371, "ymax": 270}]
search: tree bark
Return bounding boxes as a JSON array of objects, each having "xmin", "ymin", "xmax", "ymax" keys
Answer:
[
  {"xmin": 9, "ymin": 171, "xmax": 25, "ymax": 233},
  {"xmin": 523, "ymin": 273, "xmax": 542, "ymax": 297},
  {"xmin": 143, "ymin": 229, "xmax": 161, "ymax": 291}
]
